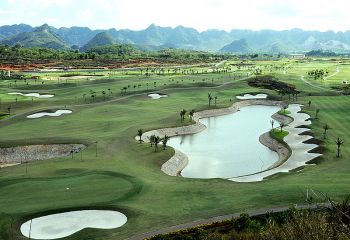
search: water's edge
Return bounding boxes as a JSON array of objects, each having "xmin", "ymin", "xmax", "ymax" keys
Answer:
[{"xmin": 139, "ymin": 100, "xmax": 284, "ymax": 177}]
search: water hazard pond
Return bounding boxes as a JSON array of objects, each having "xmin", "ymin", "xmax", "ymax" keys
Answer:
[{"xmin": 168, "ymin": 105, "xmax": 280, "ymax": 179}]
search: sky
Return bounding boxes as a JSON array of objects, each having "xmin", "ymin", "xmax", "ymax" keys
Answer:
[{"xmin": 0, "ymin": 0, "xmax": 349, "ymax": 32}]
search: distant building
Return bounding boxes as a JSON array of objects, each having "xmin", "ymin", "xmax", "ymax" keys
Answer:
[{"xmin": 289, "ymin": 54, "xmax": 306, "ymax": 59}]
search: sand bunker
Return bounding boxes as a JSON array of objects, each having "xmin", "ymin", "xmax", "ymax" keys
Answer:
[
  {"xmin": 8, "ymin": 92, "xmax": 54, "ymax": 98},
  {"xmin": 20, "ymin": 210, "xmax": 127, "ymax": 239},
  {"xmin": 230, "ymin": 104, "xmax": 321, "ymax": 182},
  {"xmin": 236, "ymin": 94, "xmax": 268, "ymax": 100},
  {"xmin": 148, "ymin": 93, "xmax": 168, "ymax": 99},
  {"xmin": 27, "ymin": 110, "xmax": 72, "ymax": 119}
]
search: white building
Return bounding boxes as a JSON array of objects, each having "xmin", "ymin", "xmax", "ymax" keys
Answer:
[{"xmin": 289, "ymin": 54, "xmax": 306, "ymax": 59}]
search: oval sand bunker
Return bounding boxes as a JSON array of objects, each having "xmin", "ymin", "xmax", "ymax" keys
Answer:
[
  {"xmin": 148, "ymin": 93, "xmax": 168, "ymax": 99},
  {"xmin": 236, "ymin": 94, "xmax": 267, "ymax": 100},
  {"xmin": 8, "ymin": 92, "xmax": 54, "ymax": 98},
  {"xmin": 20, "ymin": 210, "xmax": 127, "ymax": 239},
  {"xmin": 27, "ymin": 110, "xmax": 72, "ymax": 119}
]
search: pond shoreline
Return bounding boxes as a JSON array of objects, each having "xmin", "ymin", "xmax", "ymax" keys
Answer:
[
  {"xmin": 140, "ymin": 99, "xmax": 283, "ymax": 176},
  {"xmin": 230, "ymin": 104, "xmax": 321, "ymax": 182},
  {"xmin": 141, "ymin": 100, "xmax": 321, "ymax": 181}
]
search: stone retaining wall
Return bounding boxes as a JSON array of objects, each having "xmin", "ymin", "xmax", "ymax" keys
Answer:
[{"xmin": 0, "ymin": 144, "xmax": 86, "ymax": 166}]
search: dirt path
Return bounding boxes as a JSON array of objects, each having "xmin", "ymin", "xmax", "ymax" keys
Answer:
[
  {"xmin": 300, "ymin": 76, "xmax": 340, "ymax": 93},
  {"xmin": 126, "ymin": 203, "xmax": 330, "ymax": 240},
  {"xmin": 324, "ymin": 67, "xmax": 340, "ymax": 80}
]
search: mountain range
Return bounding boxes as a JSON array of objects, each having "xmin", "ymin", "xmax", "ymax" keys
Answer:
[{"xmin": 1, "ymin": 23, "xmax": 350, "ymax": 53}]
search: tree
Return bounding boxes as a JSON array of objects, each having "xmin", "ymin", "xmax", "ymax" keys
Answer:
[
  {"xmin": 154, "ymin": 136, "xmax": 161, "ymax": 152},
  {"xmin": 122, "ymin": 87, "xmax": 127, "ymax": 94},
  {"xmin": 180, "ymin": 109, "xmax": 187, "ymax": 122},
  {"xmin": 208, "ymin": 93, "xmax": 213, "ymax": 106},
  {"xmin": 323, "ymin": 124, "xmax": 330, "ymax": 139},
  {"xmin": 149, "ymin": 135, "xmax": 156, "ymax": 147},
  {"xmin": 335, "ymin": 137, "xmax": 344, "ymax": 158},
  {"xmin": 189, "ymin": 109, "xmax": 195, "ymax": 120},
  {"xmin": 137, "ymin": 129, "xmax": 143, "ymax": 143},
  {"xmin": 316, "ymin": 109, "xmax": 320, "ymax": 119},
  {"xmin": 162, "ymin": 135, "xmax": 170, "ymax": 150},
  {"xmin": 279, "ymin": 122, "xmax": 287, "ymax": 132},
  {"xmin": 282, "ymin": 105, "xmax": 288, "ymax": 113}
]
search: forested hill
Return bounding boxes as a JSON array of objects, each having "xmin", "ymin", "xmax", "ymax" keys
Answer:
[{"xmin": 2, "ymin": 23, "xmax": 350, "ymax": 53}]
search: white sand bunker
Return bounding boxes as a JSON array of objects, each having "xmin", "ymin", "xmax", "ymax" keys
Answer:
[
  {"xmin": 236, "ymin": 94, "xmax": 268, "ymax": 100},
  {"xmin": 230, "ymin": 104, "xmax": 321, "ymax": 182},
  {"xmin": 8, "ymin": 92, "xmax": 54, "ymax": 98},
  {"xmin": 20, "ymin": 210, "xmax": 127, "ymax": 240},
  {"xmin": 148, "ymin": 93, "xmax": 168, "ymax": 99},
  {"xmin": 27, "ymin": 110, "xmax": 72, "ymax": 119}
]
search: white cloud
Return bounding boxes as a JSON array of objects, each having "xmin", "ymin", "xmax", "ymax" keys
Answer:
[{"xmin": 76, "ymin": 9, "xmax": 93, "ymax": 21}]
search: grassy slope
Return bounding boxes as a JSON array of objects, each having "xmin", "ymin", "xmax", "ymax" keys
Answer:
[{"xmin": 0, "ymin": 60, "xmax": 349, "ymax": 239}]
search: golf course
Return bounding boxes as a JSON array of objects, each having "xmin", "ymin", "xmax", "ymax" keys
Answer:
[{"xmin": 0, "ymin": 56, "xmax": 349, "ymax": 239}]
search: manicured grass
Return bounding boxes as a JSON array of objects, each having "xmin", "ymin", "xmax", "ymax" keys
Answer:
[
  {"xmin": 271, "ymin": 129, "xmax": 289, "ymax": 141},
  {"xmin": 278, "ymin": 109, "xmax": 291, "ymax": 116},
  {"xmin": 0, "ymin": 59, "xmax": 349, "ymax": 239},
  {"xmin": 0, "ymin": 113, "xmax": 10, "ymax": 120}
]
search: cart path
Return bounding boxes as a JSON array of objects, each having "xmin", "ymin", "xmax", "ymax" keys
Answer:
[{"xmin": 300, "ymin": 75, "xmax": 340, "ymax": 93}]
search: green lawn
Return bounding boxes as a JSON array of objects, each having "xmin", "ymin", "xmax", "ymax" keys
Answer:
[
  {"xmin": 0, "ymin": 59, "xmax": 349, "ymax": 240},
  {"xmin": 271, "ymin": 129, "xmax": 289, "ymax": 141}
]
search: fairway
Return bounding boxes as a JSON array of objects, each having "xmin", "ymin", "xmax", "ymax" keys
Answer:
[{"xmin": 0, "ymin": 57, "xmax": 349, "ymax": 239}]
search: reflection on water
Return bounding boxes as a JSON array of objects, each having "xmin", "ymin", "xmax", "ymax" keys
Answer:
[{"xmin": 168, "ymin": 105, "xmax": 280, "ymax": 179}]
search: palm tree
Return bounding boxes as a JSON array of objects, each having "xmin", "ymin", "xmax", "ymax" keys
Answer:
[
  {"xmin": 154, "ymin": 136, "xmax": 161, "ymax": 152},
  {"xmin": 162, "ymin": 135, "xmax": 170, "ymax": 150},
  {"xmin": 282, "ymin": 105, "xmax": 288, "ymax": 113},
  {"xmin": 189, "ymin": 109, "xmax": 195, "ymax": 120},
  {"xmin": 335, "ymin": 137, "xmax": 344, "ymax": 158},
  {"xmin": 180, "ymin": 109, "xmax": 187, "ymax": 122},
  {"xmin": 149, "ymin": 135, "xmax": 156, "ymax": 147},
  {"xmin": 270, "ymin": 120, "xmax": 275, "ymax": 129},
  {"xmin": 279, "ymin": 122, "xmax": 287, "ymax": 132},
  {"xmin": 316, "ymin": 109, "xmax": 320, "ymax": 119},
  {"xmin": 323, "ymin": 124, "xmax": 330, "ymax": 139},
  {"xmin": 137, "ymin": 129, "xmax": 143, "ymax": 143},
  {"xmin": 208, "ymin": 93, "xmax": 213, "ymax": 106}
]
